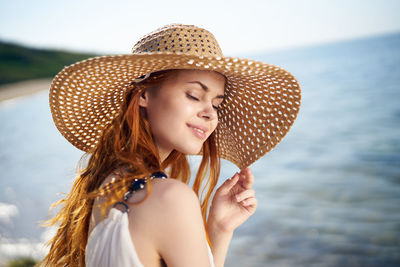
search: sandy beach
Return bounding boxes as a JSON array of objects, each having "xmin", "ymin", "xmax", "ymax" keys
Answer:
[{"xmin": 0, "ymin": 79, "xmax": 52, "ymax": 102}]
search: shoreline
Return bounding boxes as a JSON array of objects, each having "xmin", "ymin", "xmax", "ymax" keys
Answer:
[{"xmin": 0, "ymin": 79, "xmax": 52, "ymax": 102}]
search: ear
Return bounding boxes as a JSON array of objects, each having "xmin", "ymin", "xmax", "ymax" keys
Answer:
[{"xmin": 138, "ymin": 90, "xmax": 149, "ymax": 108}]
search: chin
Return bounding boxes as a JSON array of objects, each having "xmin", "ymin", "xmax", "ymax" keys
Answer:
[{"xmin": 176, "ymin": 144, "xmax": 203, "ymax": 156}]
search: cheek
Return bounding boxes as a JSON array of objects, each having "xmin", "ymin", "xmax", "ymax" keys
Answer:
[
  {"xmin": 147, "ymin": 97, "xmax": 191, "ymax": 130},
  {"xmin": 210, "ymin": 119, "xmax": 219, "ymax": 135},
  {"xmin": 213, "ymin": 120, "xmax": 219, "ymax": 130},
  {"xmin": 165, "ymin": 96, "xmax": 196, "ymax": 119}
]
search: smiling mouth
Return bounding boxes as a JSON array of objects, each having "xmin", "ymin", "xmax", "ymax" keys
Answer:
[{"xmin": 187, "ymin": 125, "xmax": 206, "ymax": 139}]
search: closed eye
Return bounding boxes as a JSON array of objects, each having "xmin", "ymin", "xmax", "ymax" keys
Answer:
[
  {"xmin": 186, "ymin": 94, "xmax": 199, "ymax": 101},
  {"xmin": 186, "ymin": 94, "xmax": 219, "ymax": 110}
]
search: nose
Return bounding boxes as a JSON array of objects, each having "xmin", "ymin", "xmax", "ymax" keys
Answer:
[{"xmin": 199, "ymin": 102, "xmax": 218, "ymax": 121}]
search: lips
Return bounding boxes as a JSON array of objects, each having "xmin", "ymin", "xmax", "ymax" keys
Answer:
[
  {"xmin": 187, "ymin": 124, "xmax": 208, "ymax": 139},
  {"xmin": 187, "ymin": 124, "xmax": 208, "ymax": 133}
]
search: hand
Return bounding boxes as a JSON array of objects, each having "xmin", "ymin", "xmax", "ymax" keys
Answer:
[{"xmin": 207, "ymin": 167, "xmax": 258, "ymax": 234}]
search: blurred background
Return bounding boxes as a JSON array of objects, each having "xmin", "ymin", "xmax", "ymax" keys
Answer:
[{"xmin": 1, "ymin": 0, "xmax": 399, "ymax": 266}]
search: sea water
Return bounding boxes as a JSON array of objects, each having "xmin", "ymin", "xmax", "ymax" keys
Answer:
[{"xmin": 0, "ymin": 32, "xmax": 399, "ymax": 266}]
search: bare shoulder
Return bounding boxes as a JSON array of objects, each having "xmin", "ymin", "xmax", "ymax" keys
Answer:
[
  {"xmin": 128, "ymin": 178, "xmax": 212, "ymax": 266},
  {"xmin": 150, "ymin": 178, "xmax": 199, "ymax": 204},
  {"xmin": 127, "ymin": 178, "xmax": 201, "ymax": 219}
]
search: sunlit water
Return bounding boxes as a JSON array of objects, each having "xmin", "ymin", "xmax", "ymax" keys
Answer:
[{"xmin": 1, "ymin": 33, "xmax": 399, "ymax": 266}]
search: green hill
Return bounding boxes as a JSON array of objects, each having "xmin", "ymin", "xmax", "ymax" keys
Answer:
[{"xmin": 0, "ymin": 41, "xmax": 97, "ymax": 85}]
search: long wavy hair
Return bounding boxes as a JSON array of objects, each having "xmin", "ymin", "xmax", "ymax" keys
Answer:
[{"xmin": 38, "ymin": 69, "xmax": 223, "ymax": 266}]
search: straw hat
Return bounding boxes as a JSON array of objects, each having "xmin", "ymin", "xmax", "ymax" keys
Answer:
[{"xmin": 49, "ymin": 24, "xmax": 301, "ymax": 169}]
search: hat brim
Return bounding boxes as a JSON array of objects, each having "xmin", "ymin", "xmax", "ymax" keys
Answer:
[{"xmin": 49, "ymin": 53, "xmax": 301, "ymax": 169}]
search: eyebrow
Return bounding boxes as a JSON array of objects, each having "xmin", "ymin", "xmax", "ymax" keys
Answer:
[{"xmin": 188, "ymin": 81, "xmax": 225, "ymax": 99}]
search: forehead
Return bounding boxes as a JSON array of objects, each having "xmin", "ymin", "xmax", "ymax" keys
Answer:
[
  {"xmin": 170, "ymin": 70, "xmax": 226, "ymax": 94},
  {"xmin": 175, "ymin": 69, "xmax": 225, "ymax": 80}
]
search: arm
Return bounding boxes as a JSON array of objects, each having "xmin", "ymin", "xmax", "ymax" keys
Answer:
[
  {"xmin": 206, "ymin": 168, "xmax": 258, "ymax": 267},
  {"xmin": 153, "ymin": 179, "xmax": 213, "ymax": 267},
  {"xmin": 206, "ymin": 218, "xmax": 233, "ymax": 267}
]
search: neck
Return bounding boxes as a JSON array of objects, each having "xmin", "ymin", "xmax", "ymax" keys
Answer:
[{"xmin": 158, "ymin": 147, "xmax": 172, "ymax": 164}]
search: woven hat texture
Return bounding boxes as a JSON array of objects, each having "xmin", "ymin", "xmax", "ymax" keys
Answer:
[{"xmin": 49, "ymin": 24, "xmax": 301, "ymax": 169}]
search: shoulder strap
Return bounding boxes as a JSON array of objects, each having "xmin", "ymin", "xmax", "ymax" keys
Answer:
[{"xmin": 113, "ymin": 171, "xmax": 168, "ymax": 213}]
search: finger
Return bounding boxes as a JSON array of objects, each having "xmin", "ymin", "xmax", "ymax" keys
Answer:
[
  {"xmin": 235, "ymin": 189, "xmax": 255, "ymax": 202},
  {"xmin": 239, "ymin": 167, "xmax": 254, "ymax": 189},
  {"xmin": 241, "ymin": 197, "xmax": 258, "ymax": 208},
  {"xmin": 220, "ymin": 173, "xmax": 240, "ymax": 193}
]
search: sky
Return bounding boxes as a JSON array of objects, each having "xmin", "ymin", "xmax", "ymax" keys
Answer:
[{"xmin": 0, "ymin": 0, "xmax": 399, "ymax": 56}]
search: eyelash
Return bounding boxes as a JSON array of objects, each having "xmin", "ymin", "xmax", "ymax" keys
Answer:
[{"xmin": 187, "ymin": 94, "xmax": 219, "ymax": 110}]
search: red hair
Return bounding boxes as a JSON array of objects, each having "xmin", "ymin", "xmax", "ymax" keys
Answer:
[{"xmin": 39, "ymin": 70, "xmax": 222, "ymax": 266}]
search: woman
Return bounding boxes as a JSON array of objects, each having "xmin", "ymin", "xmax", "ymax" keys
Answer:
[{"xmin": 40, "ymin": 24, "xmax": 301, "ymax": 266}]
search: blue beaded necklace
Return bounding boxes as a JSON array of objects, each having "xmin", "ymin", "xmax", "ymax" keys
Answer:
[{"xmin": 113, "ymin": 171, "xmax": 168, "ymax": 213}]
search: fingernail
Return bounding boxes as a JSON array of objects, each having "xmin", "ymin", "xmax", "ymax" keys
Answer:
[{"xmin": 235, "ymin": 195, "xmax": 241, "ymax": 202}]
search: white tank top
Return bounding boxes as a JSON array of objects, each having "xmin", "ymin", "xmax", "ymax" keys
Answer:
[{"xmin": 85, "ymin": 207, "xmax": 215, "ymax": 267}]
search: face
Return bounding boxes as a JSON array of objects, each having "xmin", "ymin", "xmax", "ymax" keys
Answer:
[{"xmin": 139, "ymin": 70, "xmax": 226, "ymax": 161}]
